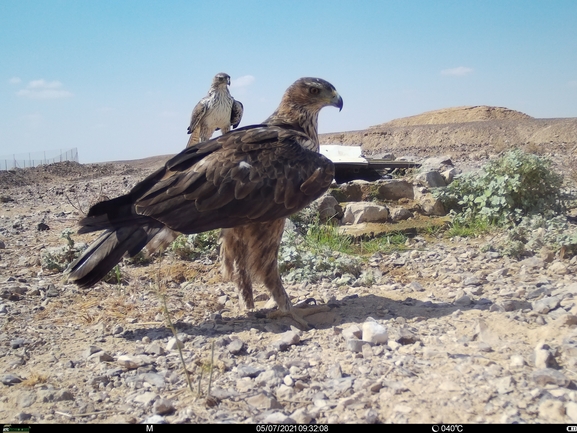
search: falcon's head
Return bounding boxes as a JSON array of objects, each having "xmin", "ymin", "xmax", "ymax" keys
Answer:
[
  {"xmin": 212, "ymin": 72, "xmax": 231, "ymax": 87},
  {"xmin": 282, "ymin": 77, "xmax": 343, "ymax": 114}
]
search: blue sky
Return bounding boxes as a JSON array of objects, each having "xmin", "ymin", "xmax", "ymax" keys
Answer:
[{"xmin": 1, "ymin": 0, "xmax": 576, "ymax": 163}]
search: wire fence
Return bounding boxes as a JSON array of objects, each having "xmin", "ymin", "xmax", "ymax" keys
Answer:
[{"xmin": 0, "ymin": 148, "xmax": 78, "ymax": 171}]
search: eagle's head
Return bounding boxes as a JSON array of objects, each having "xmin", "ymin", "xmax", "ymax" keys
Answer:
[
  {"xmin": 213, "ymin": 73, "xmax": 231, "ymax": 87},
  {"xmin": 283, "ymin": 77, "xmax": 343, "ymax": 114}
]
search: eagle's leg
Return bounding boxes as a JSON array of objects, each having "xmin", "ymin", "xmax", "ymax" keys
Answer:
[
  {"xmin": 263, "ymin": 271, "xmax": 330, "ymax": 330},
  {"xmin": 220, "ymin": 229, "xmax": 255, "ymax": 310},
  {"xmin": 221, "ymin": 220, "xmax": 329, "ymax": 329}
]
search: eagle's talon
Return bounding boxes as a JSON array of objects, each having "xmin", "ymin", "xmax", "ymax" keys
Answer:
[{"xmin": 267, "ymin": 304, "xmax": 331, "ymax": 330}]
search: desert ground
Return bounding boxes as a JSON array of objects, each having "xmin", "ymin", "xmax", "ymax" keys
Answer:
[{"xmin": 1, "ymin": 106, "xmax": 577, "ymax": 424}]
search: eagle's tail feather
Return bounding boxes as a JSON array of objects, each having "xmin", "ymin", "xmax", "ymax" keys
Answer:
[{"xmin": 66, "ymin": 225, "xmax": 162, "ymax": 289}]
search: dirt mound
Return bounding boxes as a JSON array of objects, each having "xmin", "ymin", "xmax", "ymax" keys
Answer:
[
  {"xmin": 0, "ymin": 160, "xmax": 139, "ymax": 188},
  {"xmin": 375, "ymin": 105, "xmax": 532, "ymax": 128}
]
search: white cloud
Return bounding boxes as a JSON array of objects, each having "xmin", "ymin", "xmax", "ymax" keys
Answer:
[
  {"xmin": 440, "ymin": 66, "xmax": 474, "ymax": 77},
  {"xmin": 16, "ymin": 79, "xmax": 73, "ymax": 99},
  {"xmin": 230, "ymin": 75, "xmax": 255, "ymax": 89},
  {"xmin": 8, "ymin": 77, "xmax": 21, "ymax": 85}
]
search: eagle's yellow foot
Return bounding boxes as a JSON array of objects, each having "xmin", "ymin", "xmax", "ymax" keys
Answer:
[{"xmin": 267, "ymin": 304, "xmax": 331, "ymax": 330}]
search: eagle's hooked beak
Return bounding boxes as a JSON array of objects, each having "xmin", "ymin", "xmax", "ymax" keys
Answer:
[{"xmin": 331, "ymin": 92, "xmax": 343, "ymax": 112}]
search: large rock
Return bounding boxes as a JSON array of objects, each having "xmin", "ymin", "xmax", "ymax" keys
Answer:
[
  {"xmin": 377, "ymin": 180, "xmax": 414, "ymax": 200},
  {"xmin": 415, "ymin": 170, "xmax": 446, "ymax": 188},
  {"xmin": 315, "ymin": 195, "xmax": 344, "ymax": 222},
  {"xmin": 342, "ymin": 202, "xmax": 389, "ymax": 224},
  {"xmin": 414, "ymin": 187, "xmax": 446, "ymax": 216}
]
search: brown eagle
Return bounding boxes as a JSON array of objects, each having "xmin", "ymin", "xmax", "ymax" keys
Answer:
[
  {"xmin": 186, "ymin": 72, "xmax": 244, "ymax": 147},
  {"xmin": 66, "ymin": 77, "xmax": 342, "ymax": 326}
]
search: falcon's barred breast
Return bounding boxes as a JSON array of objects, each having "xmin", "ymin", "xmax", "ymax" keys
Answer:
[{"xmin": 186, "ymin": 72, "xmax": 244, "ymax": 147}]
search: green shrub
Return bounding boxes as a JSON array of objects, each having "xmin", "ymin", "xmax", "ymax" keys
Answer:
[
  {"xmin": 170, "ymin": 231, "xmax": 219, "ymax": 261},
  {"xmin": 490, "ymin": 213, "xmax": 577, "ymax": 258},
  {"xmin": 41, "ymin": 228, "xmax": 86, "ymax": 272},
  {"xmin": 435, "ymin": 149, "xmax": 569, "ymax": 226}
]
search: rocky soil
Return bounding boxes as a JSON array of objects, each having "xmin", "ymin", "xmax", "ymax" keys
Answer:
[{"xmin": 1, "ymin": 108, "xmax": 577, "ymax": 424}]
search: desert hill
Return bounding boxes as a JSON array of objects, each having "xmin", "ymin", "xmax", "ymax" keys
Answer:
[
  {"xmin": 373, "ymin": 105, "xmax": 532, "ymax": 128},
  {"xmin": 320, "ymin": 106, "xmax": 577, "ymax": 171}
]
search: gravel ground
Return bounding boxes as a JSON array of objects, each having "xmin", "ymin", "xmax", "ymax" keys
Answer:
[{"xmin": 1, "ymin": 110, "xmax": 577, "ymax": 424}]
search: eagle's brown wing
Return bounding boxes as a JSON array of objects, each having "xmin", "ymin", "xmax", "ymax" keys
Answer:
[
  {"xmin": 68, "ymin": 124, "xmax": 334, "ymax": 288},
  {"xmin": 230, "ymin": 99, "xmax": 243, "ymax": 129},
  {"xmin": 83, "ymin": 125, "xmax": 333, "ymax": 235}
]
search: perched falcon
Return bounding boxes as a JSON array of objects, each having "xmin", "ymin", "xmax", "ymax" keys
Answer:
[
  {"xmin": 186, "ymin": 72, "xmax": 244, "ymax": 147},
  {"xmin": 66, "ymin": 77, "xmax": 342, "ymax": 327}
]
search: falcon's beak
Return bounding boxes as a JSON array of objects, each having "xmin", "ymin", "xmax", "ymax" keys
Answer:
[{"xmin": 330, "ymin": 92, "xmax": 343, "ymax": 112}]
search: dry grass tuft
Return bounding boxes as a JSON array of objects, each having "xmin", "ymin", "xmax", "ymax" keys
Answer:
[{"xmin": 21, "ymin": 371, "xmax": 49, "ymax": 387}]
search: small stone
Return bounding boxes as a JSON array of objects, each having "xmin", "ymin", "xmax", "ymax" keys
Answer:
[
  {"xmin": 342, "ymin": 325, "xmax": 362, "ymax": 340},
  {"xmin": 142, "ymin": 415, "xmax": 167, "ymax": 424},
  {"xmin": 141, "ymin": 372, "xmax": 165, "ymax": 388},
  {"xmin": 45, "ymin": 284, "xmax": 59, "ymax": 297},
  {"xmin": 362, "ymin": 343, "xmax": 374, "ymax": 358},
  {"xmin": 145, "ymin": 342, "xmax": 166, "ymax": 356},
  {"xmin": 395, "ymin": 328, "xmax": 418, "ymax": 345},
  {"xmin": 272, "ymin": 330, "xmax": 300, "ymax": 351},
  {"xmin": 548, "ymin": 261, "xmax": 569, "ymax": 275},
  {"xmin": 566, "ymin": 402, "xmax": 577, "ymax": 423},
  {"xmin": 532, "ymin": 368, "xmax": 570, "ymax": 387},
  {"xmin": 328, "ymin": 363, "xmax": 343, "ymax": 379},
  {"xmin": 133, "ymin": 391, "xmax": 158, "ymax": 405},
  {"xmin": 291, "ymin": 408, "xmax": 313, "ymax": 424},
  {"xmin": 117, "ymin": 355, "xmax": 152, "ymax": 369},
  {"xmin": 153, "ymin": 398, "xmax": 175, "ymax": 415},
  {"xmin": 17, "ymin": 412, "xmax": 33, "ymax": 421},
  {"xmin": 463, "ymin": 276, "xmax": 481, "ymax": 286},
  {"xmin": 166, "ymin": 337, "xmax": 184, "ymax": 351},
  {"xmin": 246, "ymin": 392, "xmax": 283, "ymax": 410},
  {"xmin": 17, "ymin": 392, "xmax": 36, "ymax": 408},
  {"xmin": 228, "ymin": 338, "xmax": 244, "ymax": 355},
  {"xmin": 37, "ymin": 222, "xmax": 50, "ymax": 231},
  {"xmin": 84, "ymin": 345, "xmax": 102, "ymax": 359},
  {"xmin": 535, "ymin": 349, "xmax": 558, "ymax": 369},
  {"xmin": 555, "ymin": 314, "xmax": 577, "ymax": 327},
  {"xmin": 1, "ymin": 374, "xmax": 22, "ymax": 385},
  {"xmin": 10, "ymin": 338, "xmax": 26, "ymax": 349},
  {"xmin": 346, "ymin": 339, "xmax": 364, "ymax": 353},
  {"xmin": 538, "ymin": 399, "xmax": 566, "ymax": 422},
  {"xmin": 407, "ymin": 281, "xmax": 425, "ymax": 292},
  {"xmin": 112, "ymin": 325, "xmax": 124, "ymax": 335},
  {"xmin": 54, "ymin": 390, "xmax": 74, "ymax": 401},
  {"xmin": 262, "ymin": 412, "xmax": 295, "ymax": 424},
  {"xmin": 532, "ymin": 296, "xmax": 562, "ymax": 314},
  {"xmin": 454, "ymin": 294, "xmax": 472, "ymax": 306},
  {"xmin": 495, "ymin": 376, "xmax": 515, "ymax": 394},
  {"xmin": 510, "ymin": 355, "xmax": 525, "ymax": 367},
  {"xmin": 236, "ymin": 364, "xmax": 262, "ymax": 378},
  {"xmin": 362, "ymin": 321, "xmax": 388, "ymax": 344}
]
